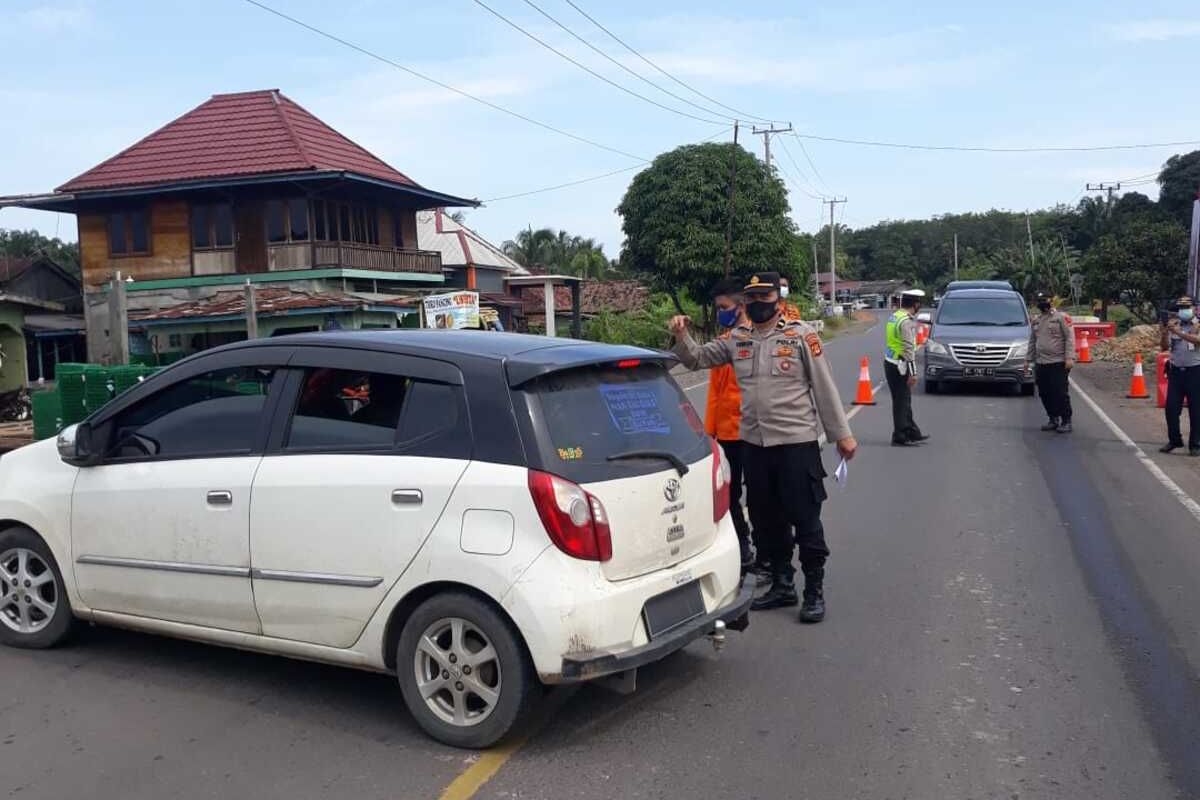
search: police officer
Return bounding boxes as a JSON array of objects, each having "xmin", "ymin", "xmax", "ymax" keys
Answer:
[
  {"xmin": 884, "ymin": 289, "xmax": 929, "ymax": 446},
  {"xmin": 1160, "ymin": 296, "xmax": 1200, "ymax": 456},
  {"xmin": 1029, "ymin": 292, "xmax": 1075, "ymax": 433},
  {"xmin": 670, "ymin": 271, "xmax": 857, "ymax": 624}
]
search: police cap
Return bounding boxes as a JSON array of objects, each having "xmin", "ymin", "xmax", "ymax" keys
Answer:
[
  {"xmin": 743, "ymin": 271, "xmax": 781, "ymax": 296},
  {"xmin": 1177, "ymin": 296, "xmax": 1194, "ymax": 309}
]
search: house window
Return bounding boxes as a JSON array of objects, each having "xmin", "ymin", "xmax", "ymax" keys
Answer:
[
  {"xmin": 310, "ymin": 200, "xmax": 380, "ymax": 246},
  {"xmin": 266, "ymin": 199, "xmax": 311, "ymax": 244},
  {"xmin": 108, "ymin": 210, "xmax": 150, "ymax": 256},
  {"xmin": 191, "ymin": 203, "xmax": 234, "ymax": 250},
  {"xmin": 393, "ymin": 212, "xmax": 406, "ymax": 248}
]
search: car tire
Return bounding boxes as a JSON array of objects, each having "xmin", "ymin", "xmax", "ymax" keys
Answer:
[
  {"xmin": 923, "ymin": 379, "xmax": 941, "ymax": 394},
  {"xmin": 397, "ymin": 592, "xmax": 536, "ymax": 749},
  {"xmin": 0, "ymin": 526, "xmax": 75, "ymax": 649},
  {"xmin": 1020, "ymin": 383, "xmax": 1036, "ymax": 397}
]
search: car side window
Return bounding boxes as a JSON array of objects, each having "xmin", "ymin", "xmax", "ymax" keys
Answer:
[
  {"xmin": 396, "ymin": 380, "xmax": 469, "ymax": 459},
  {"xmin": 286, "ymin": 368, "xmax": 410, "ymax": 451},
  {"xmin": 108, "ymin": 366, "xmax": 276, "ymax": 459}
]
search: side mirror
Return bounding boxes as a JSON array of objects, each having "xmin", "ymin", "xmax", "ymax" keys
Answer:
[
  {"xmin": 57, "ymin": 423, "xmax": 99, "ymax": 467},
  {"xmin": 916, "ymin": 312, "xmax": 932, "ymax": 323}
]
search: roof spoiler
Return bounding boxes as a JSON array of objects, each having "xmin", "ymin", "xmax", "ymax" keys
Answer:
[{"xmin": 505, "ymin": 346, "xmax": 678, "ymax": 388}]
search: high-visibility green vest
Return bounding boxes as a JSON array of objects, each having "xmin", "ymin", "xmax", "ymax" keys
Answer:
[{"xmin": 885, "ymin": 309, "xmax": 909, "ymax": 360}]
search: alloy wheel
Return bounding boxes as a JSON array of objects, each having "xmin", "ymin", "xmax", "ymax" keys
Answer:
[
  {"xmin": 0, "ymin": 548, "xmax": 59, "ymax": 635},
  {"xmin": 413, "ymin": 616, "xmax": 502, "ymax": 727}
]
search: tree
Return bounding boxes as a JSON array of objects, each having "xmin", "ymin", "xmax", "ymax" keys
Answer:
[
  {"xmin": 1081, "ymin": 217, "xmax": 1190, "ymax": 322},
  {"xmin": 501, "ymin": 226, "xmax": 557, "ymax": 269},
  {"xmin": 0, "ymin": 228, "xmax": 80, "ymax": 275},
  {"xmin": 617, "ymin": 142, "xmax": 794, "ymax": 311},
  {"xmin": 1157, "ymin": 150, "xmax": 1200, "ymax": 227}
]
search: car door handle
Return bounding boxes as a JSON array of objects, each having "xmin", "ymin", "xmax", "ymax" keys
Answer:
[
  {"xmin": 207, "ymin": 490, "xmax": 234, "ymax": 506},
  {"xmin": 391, "ymin": 489, "xmax": 423, "ymax": 506}
]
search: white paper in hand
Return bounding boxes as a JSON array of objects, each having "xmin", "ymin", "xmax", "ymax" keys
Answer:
[{"xmin": 834, "ymin": 457, "xmax": 849, "ymax": 487}]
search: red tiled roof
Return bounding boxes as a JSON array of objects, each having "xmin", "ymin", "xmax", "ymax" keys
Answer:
[
  {"xmin": 130, "ymin": 288, "xmax": 416, "ymax": 322},
  {"xmin": 521, "ymin": 280, "xmax": 649, "ymax": 316},
  {"xmin": 59, "ymin": 90, "xmax": 417, "ymax": 193}
]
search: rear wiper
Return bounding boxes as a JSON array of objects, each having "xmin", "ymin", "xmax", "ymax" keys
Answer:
[
  {"xmin": 999, "ymin": 321, "xmax": 1027, "ymax": 326},
  {"xmin": 607, "ymin": 450, "xmax": 690, "ymax": 476}
]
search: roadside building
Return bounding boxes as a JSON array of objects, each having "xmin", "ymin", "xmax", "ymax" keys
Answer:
[
  {"xmin": 0, "ymin": 89, "xmax": 477, "ymax": 362},
  {"xmin": 417, "ymin": 209, "xmax": 529, "ymax": 331},
  {"xmin": 0, "ymin": 256, "xmax": 86, "ymax": 384}
]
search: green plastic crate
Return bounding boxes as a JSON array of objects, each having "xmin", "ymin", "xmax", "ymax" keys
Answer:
[
  {"xmin": 57, "ymin": 363, "xmax": 87, "ymax": 425},
  {"xmin": 31, "ymin": 390, "xmax": 63, "ymax": 441},
  {"xmin": 83, "ymin": 365, "xmax": 114, "ymax": 413}
]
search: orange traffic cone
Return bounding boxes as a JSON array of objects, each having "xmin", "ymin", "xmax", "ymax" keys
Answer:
[
  {"xmin": 853, "ymin": 357, "xmax": 876, "ymax": 405},
  {"xmin": 916, "ymin": 325, "xmax": 927, "ymax": 346},
  {"xmin": 1078, "ymin": 330, "xmax": 1092, "ymax": 363},
  {"xmin": 1127, "ymin": 352, "xmax": 1150, "ymax": 398}
]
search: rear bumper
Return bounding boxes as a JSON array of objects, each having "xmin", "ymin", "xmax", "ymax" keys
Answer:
[{"xmin": 559, "ymin": 574, "xmax": 755, "ymax": 681}]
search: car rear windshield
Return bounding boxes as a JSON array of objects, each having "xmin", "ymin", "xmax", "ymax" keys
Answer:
[
  {"xmin": 519, "ymin": 361, "xmax": 709, "ymax": 483},
  {"xmin": 936, "ymin": 296, "xmax": 1028, "ymax": 326}
]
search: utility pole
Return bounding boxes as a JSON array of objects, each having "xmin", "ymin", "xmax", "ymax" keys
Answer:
[
  {"xmin": 751, "ymin": 123, "xmax": 793, "ymax": 170},
  {"xmin": 812, "ymin": 237, "xmax": 820, "ymax": 304},
  {"xmin": 823, "ymin": 197, "xmax": 847, "ymax": 307},
  {"xmin": 1025, "ymin": 213, "xmax": 1036, "ymax": 270},
  {"xmin": 953, "ymin": 233, "xmax": 959, "ymax": 281},
  {"xmin": 1086, "ymin": 182, "xmax": 1121, "ymax": 212},
  {"xmin": 723, "ymin": 121, "xmax": 740, "ymax": 277},
  {"xmin": 244, "ymin": 281, "xmax": 259, "ymax": 339}
]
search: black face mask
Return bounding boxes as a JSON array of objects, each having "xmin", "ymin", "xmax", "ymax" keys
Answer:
[
  {"xmin": 746, "ymin": 300, "xmax": 778, "ymax": 324},
  {"xmin": 1038, "ymin": 302, "xmax": 1051, "ymax": 312}
]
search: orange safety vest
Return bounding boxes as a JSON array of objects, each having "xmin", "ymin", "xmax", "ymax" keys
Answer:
[{"xmin": 704, "ymin": 331, "xmax": 743, "ymax": 441}]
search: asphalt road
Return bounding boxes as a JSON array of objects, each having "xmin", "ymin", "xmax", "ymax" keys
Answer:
[{"xmin": 3, "ymin": 314, "xmax": 1199, "ymax": 799}]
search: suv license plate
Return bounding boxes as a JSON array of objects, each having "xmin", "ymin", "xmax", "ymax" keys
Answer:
[
  {"xmin": 964, "ymin": 367, "xmax": 996, "ymax": 377},
  {"xmin": 642, "ymin": 580, "xmax": 706, "ymax": 639}
]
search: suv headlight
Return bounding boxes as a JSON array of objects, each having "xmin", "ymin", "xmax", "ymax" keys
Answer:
[
  {"xmin": 926, "ymin": 339, "xmax": 948, "ymax": 356},
  {"xmin": 1010, "ymin": 342, "xmax": 1029, "ymax": 359}
]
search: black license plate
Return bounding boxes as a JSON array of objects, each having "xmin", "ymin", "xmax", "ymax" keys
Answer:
[
  {"xmin": 964, "ymin": 367, "xmax": 996, "ymax": 377},
  {"xmin": 642, "ymin": 580, "xmax": 706, "ymax": 639}
]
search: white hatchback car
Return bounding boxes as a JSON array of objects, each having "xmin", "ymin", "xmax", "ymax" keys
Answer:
[{"xmin": 0, "ymin": 331, "xmax": 752, "ymax": 748}]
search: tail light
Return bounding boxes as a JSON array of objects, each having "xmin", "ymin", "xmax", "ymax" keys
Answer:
[
  {"xmin": 528, "ymin": 470, "xmax": 613, "ymax": 562},
  {"xmin": 710, "ymin": 439, "xmax": 731, "ymax": 523}
]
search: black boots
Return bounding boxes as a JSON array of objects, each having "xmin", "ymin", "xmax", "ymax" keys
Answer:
[
  {"xmin": 751, "ymin": 572, "xmax": 798, "ymax": 610},
  {"xmin": 799, "ymin": 568, "xmax": 826, "ymax": 624},
  {"xmin": 1041, "ymin": 417, "xmax": 1060, "ymax": 431},
  {"xmin": 1056, "ymin": 419, "xmax": 1073, "ymax": 434}
]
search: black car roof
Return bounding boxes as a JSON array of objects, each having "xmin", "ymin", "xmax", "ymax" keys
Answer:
[{"xmin": 212, "ymin": 330, "xmax": 676, "ymax": 387}]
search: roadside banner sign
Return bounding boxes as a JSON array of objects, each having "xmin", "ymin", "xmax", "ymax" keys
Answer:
[{"xmin": 423, "ymin": 291, "xmax": 480, "ymax": 330}]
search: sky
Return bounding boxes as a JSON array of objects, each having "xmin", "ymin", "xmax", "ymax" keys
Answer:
[{"xmin": 2, "ymin": 0, "xmax": 1198, "ymax": 258}]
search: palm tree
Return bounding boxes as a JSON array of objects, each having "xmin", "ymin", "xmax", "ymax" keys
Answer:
[{"xmin": 501, "ymin": 226, "xmax": 556, "ymax": 269}]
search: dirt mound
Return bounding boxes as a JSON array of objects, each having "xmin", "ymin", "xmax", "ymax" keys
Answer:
[{"xmin": 1090, "ymin": 325, "xmax": 1160, "ymax": 362}]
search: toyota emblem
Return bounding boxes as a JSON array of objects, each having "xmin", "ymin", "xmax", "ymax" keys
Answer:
[
  {"xmin": 975, "ymin": 345, "xmax": 988, "ymax": 353},
  {"xmin": 664, "ymin": 478, "xmax": 681, "ymax": 502}
]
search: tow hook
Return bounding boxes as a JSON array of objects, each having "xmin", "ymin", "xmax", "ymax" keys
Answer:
[{"xmin": 708, "ymin": 619, "xmax": 727, "ymax": 653}]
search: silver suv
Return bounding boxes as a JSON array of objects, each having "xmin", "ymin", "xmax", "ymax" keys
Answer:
[{"xmin": 921, "ymin": 289, "xmax": 1035, "ymax": 395}]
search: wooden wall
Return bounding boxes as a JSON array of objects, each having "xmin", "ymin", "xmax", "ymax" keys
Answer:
[
  {"xmin": 79, "ymin": 200, "xmax": 191, "ymax": 288},
  {"xmin": 397, "ymin": 210, "xmax": 417, "ymax": 250},
  {"xmin": 378, "ymin": 208, "xmax": 396, "ymax": 249}
]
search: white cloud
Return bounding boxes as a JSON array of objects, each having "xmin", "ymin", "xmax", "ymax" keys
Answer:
[
  {"xmin": 20, "ymin": 4, "xmax": 92, "ymax": 32},
  {"xmin": 1104, "ymin": 19, "xmax": 1200, "ymax": 42}
]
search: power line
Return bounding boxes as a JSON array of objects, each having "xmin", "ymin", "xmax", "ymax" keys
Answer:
[
  {"xmin": 483, "ymin": 126, "xmax": 733, "ymax": 203},
  {"xmin": 775, "ymin": 135, "xmax": 828, "ymax": 199},
  {"xmin": 471, "ymin": 0, "xmax": 727, "ymax": 126},
  {"xmin": 794, "ymin": 132, "xmax": 1200, "ymax": 153},
  {"xmin": 241, "ymin": 0, "xmax": 646, "ymax": 162},
  {"xmin": 518, "ymin": 0, "xmax": 740, "ymax": 123},
  {"xmin": 561, "ymin": 0, "xmax": 782, "ymax": 125},
  {"xmin": 773, "ymin": 153, "xmax": 825, "ymax": 201},
  {"xmin": 788, "ymin": 133, "xmax": 833, "ymax": 195}
]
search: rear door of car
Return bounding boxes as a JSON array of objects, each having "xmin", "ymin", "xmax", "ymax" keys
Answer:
[
  {"xmin": 515, "ymin": 360, "xmax": 717, "ymax": 581},
  {"xmin": 248, "ymin": 347, "xmax": 470, "ymax": 648}
]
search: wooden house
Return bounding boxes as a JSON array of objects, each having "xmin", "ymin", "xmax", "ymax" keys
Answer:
[{"xmin": 0, "ymin": 89, "xmax": 476, "ymax": 361}]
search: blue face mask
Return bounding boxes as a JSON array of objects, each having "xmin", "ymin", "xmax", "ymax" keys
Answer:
[
  {"xmin": 1180, "ymin": 309, "xmax": 1195, "ymax": 323},
  {"xmin": 717, "ymin": 306, "xmax": 740, "ymax": 328}
]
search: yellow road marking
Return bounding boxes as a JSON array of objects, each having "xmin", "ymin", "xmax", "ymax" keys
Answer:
[{"xmin": 436, "ymin": 688, "xmax": 576, "ymax": 800}]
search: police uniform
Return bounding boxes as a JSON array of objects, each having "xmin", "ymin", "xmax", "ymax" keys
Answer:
[
  {"xmin": 1163, "ymin": 297, "xmax": 1200, "ymax": 455},
  {"xmin": 1029, "ymin": 294, "xmax": 1074, "ymax": 433},
  {"xmin": 673, "ymin": 272, "xmax": 852, "ymax": 622},
  {"xmin": 883, "ymin": 294, "xmax": 926, "ymax": 445}
]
